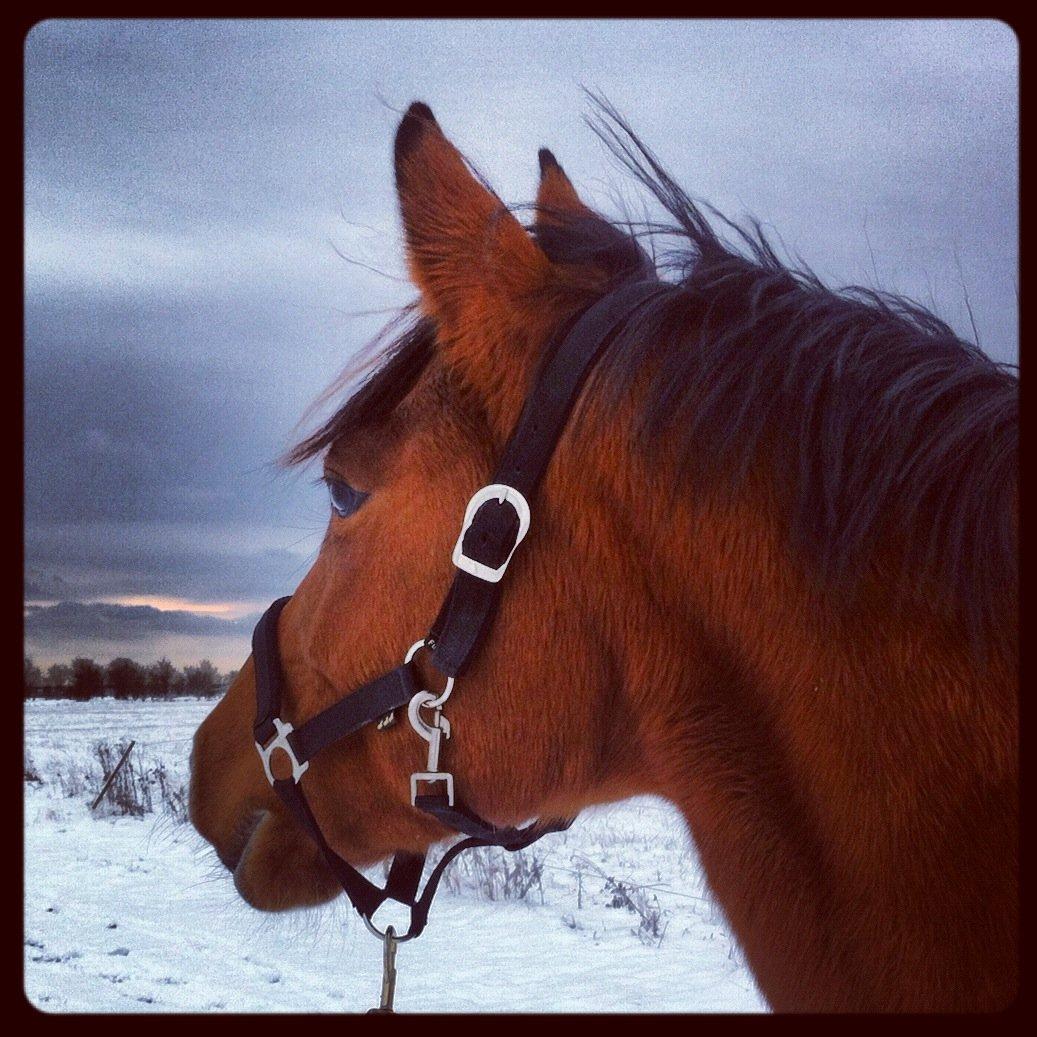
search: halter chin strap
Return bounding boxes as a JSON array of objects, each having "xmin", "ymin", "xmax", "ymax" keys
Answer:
[{"xmin": 252, "ymin": 279, "xmax": 668, "ymax": 941}]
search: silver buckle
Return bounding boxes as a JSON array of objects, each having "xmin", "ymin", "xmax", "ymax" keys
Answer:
[
  {"xmin": 451, "ymin": 483, "xmax": 531, "ymax": 584},
  {"xmin": 255, "ymin": 717, "xmax": 309, "ymax": 785},
  {"xmin": 410, "ymin": 772, "xmax": 455, "ymax": 807}
]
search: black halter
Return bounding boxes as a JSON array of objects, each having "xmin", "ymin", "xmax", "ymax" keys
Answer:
[{"xmin": 252, "ymin": 279, "xmax": 667, "ymax": 942}]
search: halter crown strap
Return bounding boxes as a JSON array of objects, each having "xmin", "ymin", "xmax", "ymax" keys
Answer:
[{"xmin": 428, "ymin": 280, "xmax": 669, "ymax": 678}]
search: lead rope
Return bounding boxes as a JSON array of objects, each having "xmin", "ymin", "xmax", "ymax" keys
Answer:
[{"xmin": 367, "ymin": 926, "xmax": 399, "ymax": 1014}]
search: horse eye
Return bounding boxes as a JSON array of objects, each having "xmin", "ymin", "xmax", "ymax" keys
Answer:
[{"xmin": 325, "ymin": 477, "xmax": 369, "ymax": 518}]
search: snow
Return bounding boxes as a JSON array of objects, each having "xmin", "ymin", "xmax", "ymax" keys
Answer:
[{"xmin": 24, "ymin": 698, "xmax": 766, "ymax": 1013}]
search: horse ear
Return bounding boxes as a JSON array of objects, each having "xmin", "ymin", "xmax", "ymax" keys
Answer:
[
  {"xmin": 533, "ymin": 147, "xmax": 654, "ymax": 290},
  {"xmin": 393, "ymin": 103, "xmax": 548, "ymax": 332},
  {"xmin": 535, "ymin": 148, "xmax": 594, "ymax": 228}
]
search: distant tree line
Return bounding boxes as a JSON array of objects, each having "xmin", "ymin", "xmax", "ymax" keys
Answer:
[{"xmin": 23, "ymin": 655, "xmax": 239, "ymax": 701}]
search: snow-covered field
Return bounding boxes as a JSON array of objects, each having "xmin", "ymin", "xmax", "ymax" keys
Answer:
[{"xmin": 24, "ymin": 698, "xmax": 765, "ymax": 1013}]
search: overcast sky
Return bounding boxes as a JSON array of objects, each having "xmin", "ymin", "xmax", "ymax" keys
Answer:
[{"xmin": 23, "ymin": 19, "xmax": 1018, "ymax": 670}]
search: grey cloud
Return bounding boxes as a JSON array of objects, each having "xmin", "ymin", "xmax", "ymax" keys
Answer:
[
  {"xmin": 24, "ymin": 569, "xmax": 81, "ymax": 602},
  {"xmin": 23, "ymin": 19, "xmax": 1018, "ymax": 646},
  {"xmin": 25, "ymin": 523, "xmax": 319, "ymax": 604},
  {"xmin": 24, "ymin": 601, "xmax": 256, "ymax": 640},
  {"xmin": 24, "ymin": 350, "xmax": 326, "ymax": 524},
  {"xmin": 25, "ymin": 20, "xmax": 1017, "ymax": 362}
]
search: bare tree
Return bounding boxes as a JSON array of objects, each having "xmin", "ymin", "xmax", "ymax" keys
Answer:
[
  {"xmin": 45, "ymin": 663, "xmax": 72, "ymax": 688},
  {"xmin": 24, "ymin": 656, "xmax": 43, "ymax": 698},
  {"xmin": 184, "ymin": 659, "xmax": 221, "ymax": 696},
  {"xmin": 71, "ymin": 657, "xmax": 104, "ymax": 700},
  {"xmin": 107, "ymin": 657, "xmax": 146, "ymax": 699}
]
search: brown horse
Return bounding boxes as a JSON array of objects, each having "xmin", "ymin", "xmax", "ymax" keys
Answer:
[{"xmin": 189, "ymin": 101, "xmax": 1018, "ymax": 1012}]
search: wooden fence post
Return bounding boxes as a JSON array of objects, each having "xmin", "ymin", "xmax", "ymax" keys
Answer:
[{"xmin": 90, "ymin": 740, "xmax": 136, "ymax": 811}]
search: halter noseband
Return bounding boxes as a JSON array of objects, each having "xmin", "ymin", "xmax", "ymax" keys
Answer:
[{"xmin": 251, "ymin": 279, "xmax": 666, "ymax": 944}]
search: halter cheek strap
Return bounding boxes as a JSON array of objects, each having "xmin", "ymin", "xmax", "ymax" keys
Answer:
[
  {"xmin": 428, "ymin": 280, "xmax": 670, "ymax": 679},
  {"xmin": 251, "ymin": 279, "xmax": 668, "ymax": 942}
]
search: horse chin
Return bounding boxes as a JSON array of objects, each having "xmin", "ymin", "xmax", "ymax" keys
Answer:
[{"xmin": 232, "ymin": 809, "xmax": 344, "ymax": 912}]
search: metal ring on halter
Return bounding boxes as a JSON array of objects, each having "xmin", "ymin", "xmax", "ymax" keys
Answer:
[
  {"xmin": 254, "ymin": 717, "xmax": 309, "ymax": 785},
  {"xmin": 404, "ymin": 639, "xmax": 455, "ymax": 708},
  {"xmin": 363, "ymin": 913, "xmax": 418, "ymax": 942}
]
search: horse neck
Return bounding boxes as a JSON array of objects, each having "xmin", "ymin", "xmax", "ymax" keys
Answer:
[{"xmin": 611, "ymin": 461, "xmax": 1017, "ymax": 1010}]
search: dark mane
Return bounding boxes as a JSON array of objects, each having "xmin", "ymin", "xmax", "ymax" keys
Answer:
[
  {"xmin": 567, "ymin": 100, "xmax": 1018, "ymax": 642},
  {"xmin": 289, "ymin": 102, "xmax": 1017, "ymax": 644}
]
